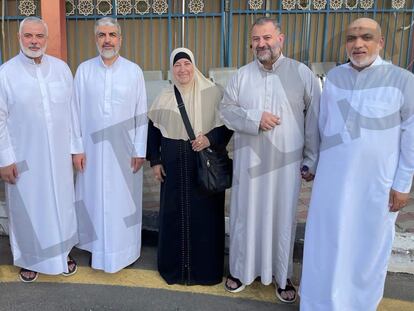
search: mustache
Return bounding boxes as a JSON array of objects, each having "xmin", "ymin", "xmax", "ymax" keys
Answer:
[{"xmin": 255, "ymin": 46, "xmax": 271, "ymax": 52}]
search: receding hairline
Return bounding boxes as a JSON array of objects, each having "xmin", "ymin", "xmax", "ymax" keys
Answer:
[
  {"xmin": 347, "ymin": 18, "xmax": 382, "ymax": 36},
  {"xmin": 251, "ymin": 17, "xmax": 281, "ymax": 33},
  {"xmin": 19, "ymin": 17, "xmax": 48, "ymax": 36},
  {"xmin": 94, "ymin": 17, "xmax": 122, "ymax": 36}
]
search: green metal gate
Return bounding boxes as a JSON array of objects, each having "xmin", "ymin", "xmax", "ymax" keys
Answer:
[{"xmin": 0, "ymin": 1, "xmax": 413, "ymax": 73}]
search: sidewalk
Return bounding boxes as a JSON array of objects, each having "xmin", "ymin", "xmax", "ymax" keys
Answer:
[
  {"xmin": 1, "ymin": 235, "xmax": 413, "ymax": 311},
  {"xmin": 142, "ymin": 161, "xmax": 414, "ymax": 273},
  {"xmin": 296, "ymin": 181, "xmax": 414, "ymax": 233},
  {"xmin": 296, "ymin": 181, "xmax": 414, "ymax": 274},
  {"xmin": 1, "ymin": 164, "xmax": 414, "ymax": 273}
]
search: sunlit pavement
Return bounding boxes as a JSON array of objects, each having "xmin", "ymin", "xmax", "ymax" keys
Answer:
[{"xmin": 0, "ymin": 233, "xmax": 413, "ymax": 311}]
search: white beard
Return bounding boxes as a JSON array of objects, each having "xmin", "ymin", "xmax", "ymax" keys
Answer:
[
  {"xmin": 19, "ymin": 40, "xmax": 46, "ymax": 59},
  {"xmin": 349, "ymin": 53, "xmax": 378, "ymax": 69}
]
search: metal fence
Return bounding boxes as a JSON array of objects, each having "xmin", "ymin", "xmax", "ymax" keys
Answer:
[
  {"xmin": 228, "ymin": 0, "xmax": 414, "ymax": 71},
  {"xmin": 65, "ymin": 0, "xmax": 225, "ymax": 75},
  {"xmin": 0, "ymin": 0, "xmax": 413, "ymax": 74}
]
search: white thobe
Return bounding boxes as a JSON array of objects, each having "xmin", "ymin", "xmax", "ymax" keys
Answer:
[
  {"xmin": 73, "ymin": 56, "xmax": 148, "ymax": 273},
  {"xmin": 300, "ymin": 57, "xmax": 414, "ymax": 310},
  {"xmin": 219, "ymin": 56, "xmax": 320, "ymax": 287},
  {"xmin": 0, "ymin": 52, "xmax": 78, "ymax": 274}
]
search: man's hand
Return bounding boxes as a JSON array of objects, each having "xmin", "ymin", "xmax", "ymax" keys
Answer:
[
  {"xmin": 131, "ymin": 157, "xmax": 145, "ymax": 173},
  {"xmin": 152, "ymin": 164, "xmax": 166, "ymax": 182},
  {"xmin": 389, "ymin": 188, "xmax": 409, "ymax": 212},
  {"xmin": 0, "ymin": 163, "xmax": 18, "ymax": 184},
  {"xmin": 301, "ymin": 167, "xmax": 314, "ymax": 182},
  {"xmin": 72, "ymin": 153, "xmax": 86, "ymax": 172},
  {"xmin": 260, "ymin": 111, "xmax": 281, "ymax": 131}
]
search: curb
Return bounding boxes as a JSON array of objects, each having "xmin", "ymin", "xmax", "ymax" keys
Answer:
[
  {"xmin": 2, "ymin": 209, "xmax": 412, "ymax": 275},
  {"xmin": 143, "ymin": 210, "xmax": 413, "ymax": 274}
]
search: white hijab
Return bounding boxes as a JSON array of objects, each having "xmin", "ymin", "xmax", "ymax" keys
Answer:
[{"xmin": 148, "ymin": 47, "xmax": 223, "ymax": 140}]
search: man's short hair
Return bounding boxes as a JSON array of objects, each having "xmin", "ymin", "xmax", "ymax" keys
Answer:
[
  {"xmin": 19, "ymin": 17, "xmax": 48, "ymax": 36},
  {"xmin": 251, "ymin": 17, "xmax": 281, "ymax": 32},
  {"xmin": 94, "ymin": 17, "xmax": 122, "ymax": 36}
]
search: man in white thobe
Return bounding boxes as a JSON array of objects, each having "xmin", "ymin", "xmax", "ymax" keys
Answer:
[
  {"xmin": 72, "ymin": 17, "xmax": 148, "ymax": 273},
  {"xmin": 219, "ymin": 17, "xmax": 320, "ymax": 302},
  {"xmin": 300, "ymin": 18, "xmax": 414, "ymax": 310},
  {"xmin": 0, "ymin": 17, "xmax": 79, "ymax": 282}
]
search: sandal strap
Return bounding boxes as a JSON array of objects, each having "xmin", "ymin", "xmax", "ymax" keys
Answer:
[
  {"xmin": 284, "ymin": 284, "xmax": 296, "ymax": 291},
  {"xmin": 277, "ymin": 286, "xmax": 296, "ymax": 294}
]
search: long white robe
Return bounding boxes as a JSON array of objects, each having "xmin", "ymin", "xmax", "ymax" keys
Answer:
[
  {"xmin": 300, "ymin": 57, "xmax": 414, "ymax": 311},
  {"xmin": 0, "ymin": 52, "xmax": 78, "ymax": 274},
  {"xmin": 73, "ymin": 56, "xmax": 147, "ymax": 273},
  {"xmin": 219, "ymin": 56, "xmax": 320, "ymax": 287}
]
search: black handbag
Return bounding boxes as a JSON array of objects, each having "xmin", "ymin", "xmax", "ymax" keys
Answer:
[{"xmin": 174, "ymin": 85, "xmax": 233, "ymax": 193}]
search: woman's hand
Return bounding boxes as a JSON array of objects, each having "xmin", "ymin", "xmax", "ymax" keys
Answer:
[
  {"xmin": 191, "ymin": 133, "xmax": 210, "ymax": 152},
  {"xmin": 152, "ymin": 164, "xmax": 166, "ymax": 182}
]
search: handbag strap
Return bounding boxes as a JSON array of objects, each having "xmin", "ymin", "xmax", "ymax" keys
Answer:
[{"xmin": 174, "ymin": 85, "xmax": 196, "ymax": 141}]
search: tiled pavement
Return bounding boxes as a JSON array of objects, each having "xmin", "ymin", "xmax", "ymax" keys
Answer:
[
  {"xmin": 0, "ymin": 163, "xmax": 413, "ymax": 274},
  {"xmin": 143, "ymin": 165, "xmax": 414, "ymax": 274},
  {"xmin": 295, "ymin": 181, "xmax": 414, "ymax": 233},
  {"xmin": 144, "ymin": 162, "xmax": 414, "ymax": 234},
  {"xmin": 1, "ymin": 162, "xmax": 413, "ymax": 237}
]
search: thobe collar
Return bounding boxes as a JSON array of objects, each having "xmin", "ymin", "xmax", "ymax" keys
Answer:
[
  {"xmin": 98, "ymin": 54, "xmax": 122, "ymax": 69},
  {"xmin": 18, "ymin": 50, "xmax": 45, "ymax": 65},
  {"xmin": 255, "ymin": 53, "xmax": 285, "ymax": 73},
  {"xmin": 345, "ymin": 55, "xmax": 384, "ymax": 73}
]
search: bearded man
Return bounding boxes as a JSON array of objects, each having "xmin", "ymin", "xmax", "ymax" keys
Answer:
[
  {"xmin": 300, "ymin": 18, "xmax": 414, "ymax": 311},
  {"xmin": 72, "ymin": 17, "xmax": 148, "ymax": 273},
  {"xmin": 0, "ymin": 17, "xmax": 80, "ymax": 282},
  {"xmin": 219, "ymin": 17, "xmax": 320, "ymax": 303}
]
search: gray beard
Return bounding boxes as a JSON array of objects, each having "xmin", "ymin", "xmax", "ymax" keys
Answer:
[
  {"xmin": 97, "ymin": 45, "xmax": 120, "ymax": 60},
  {"xmin": 255, "ymin": 49, "xmax": 280, "ymax": 64}
]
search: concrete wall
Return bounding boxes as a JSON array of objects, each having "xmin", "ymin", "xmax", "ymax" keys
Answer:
[
  {"xmin": 0, "ymin": 200, "xmax": 7, "ymax": 236},
  {"xmin": 0, "ymin": 164, "xmax": 162, "ymax": 236},
  {"xmin": 0, "ymin": 182, "xmax": 6, "ymax": 234}
]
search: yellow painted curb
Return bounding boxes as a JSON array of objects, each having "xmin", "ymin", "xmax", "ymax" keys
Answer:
[
  {"xmin": 0, "ymin": 265, "xmax": 279, "ymax": 303},
  {"xmin": 379, "ymin": 299, "xmax": 414, "ymax": 311},
  {"xmin": 0, "ymin": 265, "xmax": 413, "ymax": 310}
]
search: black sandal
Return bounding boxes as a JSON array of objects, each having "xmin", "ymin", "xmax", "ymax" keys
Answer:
[
  {"xmin": 275, "ymin": 279, "xmax": 297, "ymax": 303},
  {"xmin": 19, "ymin": 268, "xmax": 38, "ymax": 283},
  {"xmin": 224, "ymin": 275, "xmax": 246, "ymax": 293},
  {"xmin": 62, "ymin": 255, "xmax": 77, "ymax": 277}
]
